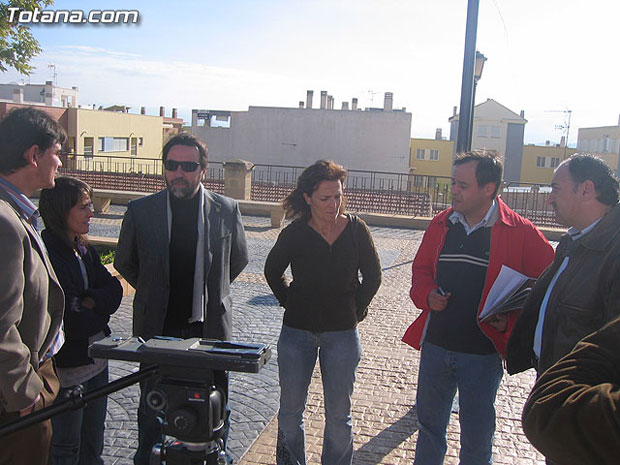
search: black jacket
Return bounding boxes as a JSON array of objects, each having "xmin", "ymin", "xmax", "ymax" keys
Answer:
[
  {"xmin": 42, "ymin": 229, "xmax": 122, "ymax": 367},
  {"xmin": 264, "ymin": 214, "xmax": 382, "ymax": 331}
]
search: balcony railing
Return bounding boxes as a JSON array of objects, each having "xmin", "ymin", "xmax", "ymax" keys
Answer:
[
  {"xmin": 57, "ymin": 154, "xmax": 562, "ymax": 227},
  {"xmin": 59, "ymin": 154, "xmax": 225, "ymax": 194}
]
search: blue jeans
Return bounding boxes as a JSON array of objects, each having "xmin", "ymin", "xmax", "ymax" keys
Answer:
[
  {"xmin": 277, "ymin": 325, "xmax": 361, "ymax": 465},
  {"xmin": 50, "ymin": 367, "xmax": 108, "ymax": 465},
  {"xmin": 414, "ymin": 342, "xmax": 503, "ymax": 465}
]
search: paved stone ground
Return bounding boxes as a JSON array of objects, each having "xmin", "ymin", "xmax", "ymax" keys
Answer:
[{"xmin": 87, "ymin": 208, "xmax": 547, "ymax": 465}]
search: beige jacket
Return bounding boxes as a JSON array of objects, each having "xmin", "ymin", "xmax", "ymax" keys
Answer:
[{"xmin": 0, "ymin": 189, "xmax": 64, "ymax": 413}]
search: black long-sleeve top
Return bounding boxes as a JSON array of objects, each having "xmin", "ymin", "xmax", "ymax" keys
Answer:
[
  {"xmin": 42, "ymin": 229, "xmax": 123, "ymax": 367},
  {"xmin": 264, "ymin": 214, "xmax": 381, "ymax": 332}
]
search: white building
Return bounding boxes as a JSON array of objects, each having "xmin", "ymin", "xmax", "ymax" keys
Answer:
[
  {"xmin": 576, "ymin": 117, "xmax": 620, "ymax": 175},
  {"xmin": 191, "ymin": 91, "xmax": 412, "ymax": 173},
  {"xmin": 0, "ymin": 81, "xmax": 78, "ymax": 108},
  {"xmin": 577, "ymin": 119, "xmax": 620, "ymax": 156},
  {"xmin": 449, "ymin": 99, "xmax": 527, "ymax": 182}
]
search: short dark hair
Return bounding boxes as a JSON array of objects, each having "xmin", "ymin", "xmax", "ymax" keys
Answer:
[
  {"xmin": 162, "ymin": 133, "xmax": 208, "ymax": 168},
  {"xmin": 566, "ymin": 154, "xmax": 619, "ymax": 206},
  {"xmin": 454, "ymin": 150, "xmax": 503, "ymax": 197},
  {"xmin": 284, "ymin": 160, "xmax": 347, "ymax": 221},
  {"xmin": 40, "ymin": 176, "xmax": 92, "ymax": 246},
  {"xmin": 0, "ymin": 107, "xmax": 67, "ymax": 174}
]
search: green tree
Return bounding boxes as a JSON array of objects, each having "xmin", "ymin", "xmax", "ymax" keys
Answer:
[{"xmin": 0, "ymin": 0, "xmax": 53, "ymax": 75}]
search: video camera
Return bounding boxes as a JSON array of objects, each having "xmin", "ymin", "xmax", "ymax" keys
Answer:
[
  {"xmin": 0, "ymin": 336, "xmax": 271, "ymax": 465},
  {"xmin": 91, "ymin": 336, "xmax": 271, "ymax": 443}
]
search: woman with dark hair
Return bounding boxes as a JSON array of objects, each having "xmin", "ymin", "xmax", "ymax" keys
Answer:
[
  {"xmin": 39, "ymin": 176, "xmax": 122, "ymax": 465},
  {"xmin": 264, "ymin": 160, "xmax": 382, "ymax": 465}
]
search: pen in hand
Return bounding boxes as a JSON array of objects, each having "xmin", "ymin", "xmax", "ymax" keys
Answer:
[{"xmin": 429, "ymin": 286, "xmax": 451, "ymax": 311}]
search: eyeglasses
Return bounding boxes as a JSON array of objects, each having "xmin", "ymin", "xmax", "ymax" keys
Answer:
[{"xmin": 164, "ymin": 160, "xmax": 201, "ymax": 172}]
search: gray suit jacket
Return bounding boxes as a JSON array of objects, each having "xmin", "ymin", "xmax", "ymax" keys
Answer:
[
  {"xmin": 114, "ymin": 189, "xmax": 249, "ymax": 341},
  {"xmin": 0, "ymin": 188, "xmax": 64, "ymax": 413}
]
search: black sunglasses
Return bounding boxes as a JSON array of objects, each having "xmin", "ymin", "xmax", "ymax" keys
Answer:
[{"xmin": 164, "ymin": 160, "xmax": 201, "ymax": 172}]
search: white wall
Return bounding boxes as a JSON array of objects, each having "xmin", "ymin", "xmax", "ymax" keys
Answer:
[{"xmin": 192, "ymin": 106, "xmax": 412, "ymax": 173}]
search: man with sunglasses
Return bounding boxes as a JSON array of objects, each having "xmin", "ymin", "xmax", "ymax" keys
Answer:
[{"xmin": 115, "ymin": 133, "xmax": 249, "ymax": 465}]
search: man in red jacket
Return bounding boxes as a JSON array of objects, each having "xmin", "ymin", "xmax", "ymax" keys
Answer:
[{"xmin": 402, "ymin": 151, "xmax": 553, "ymax": 465}]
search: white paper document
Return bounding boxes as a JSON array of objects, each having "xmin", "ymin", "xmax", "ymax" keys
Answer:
[{"xmin": 479, "ymin": 265, "xmax": 535, "ymax": 322}]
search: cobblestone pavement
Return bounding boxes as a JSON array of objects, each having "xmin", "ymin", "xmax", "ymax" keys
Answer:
[{"xmin": 88, "ymin": 209, "xmax": 546, "ymax": 465}]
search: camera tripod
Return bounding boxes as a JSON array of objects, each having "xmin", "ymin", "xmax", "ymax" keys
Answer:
[{"xmin": 0, "ymin": 336, "xmax": 271, "ymax": 465}]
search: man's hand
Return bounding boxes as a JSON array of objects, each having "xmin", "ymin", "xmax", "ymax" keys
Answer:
[
  {"xmin": 486, "ymin": 314, "xmax": 508, "ymax": 332},
  {"xmin": 18, "ymin": 394, "xmax": 40, "ymax": 417},
  {"xmin": 428, "ymin": 288, "xmax": 451, "ymax": 311}
]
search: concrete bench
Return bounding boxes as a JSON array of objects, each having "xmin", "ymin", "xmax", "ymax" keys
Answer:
[
  {"xmin": 91, "ymin": 189, "xmax": 147, "ymax": 213},
  {"xmin": 237, "ymin": 200, "xmax": 285, "ymax": 228}
]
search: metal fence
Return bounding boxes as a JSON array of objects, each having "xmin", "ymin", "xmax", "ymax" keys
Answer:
[
  {"xmin": 502, "ymin": 182, "xmax": 561, "ymax": 228},
  {"xmin": 57, "ymin": 155, "xmax": 562, "ymax": 228},
  {"xmin": 59, "ymin": 154, "xmax": 225, "ymax": 194},
  {"xmin": 251, "ymin": 164, "xmax": 451, "ymax": 217}
]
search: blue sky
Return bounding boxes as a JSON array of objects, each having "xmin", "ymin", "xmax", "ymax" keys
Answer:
[{"xmin": 4, "ymin": 0, "xmax": 619, "ymax": 145}]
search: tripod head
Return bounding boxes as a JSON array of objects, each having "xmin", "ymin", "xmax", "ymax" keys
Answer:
[{"xmin": 90, "ymin": 336, "xmax": 271, "ymax": 447}]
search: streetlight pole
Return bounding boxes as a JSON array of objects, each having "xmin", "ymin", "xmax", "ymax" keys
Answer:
[
  {"xmin": 467, "ymin": 51, "xmax": 487, "ymax": 148},
  {"xmin": 455, "ymin": 0, "xmax": 481, "ymax": 154}
]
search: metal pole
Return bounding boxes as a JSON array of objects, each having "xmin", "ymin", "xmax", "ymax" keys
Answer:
[
  {"xmin": 0, "ymin": 365, "xmax": 159, "ymax": 438},
  {"xmin": 468, "ymin": 79, "xmax": 478, "ymax": 149},
  {"xmin": 564, "ymin": 110, "xmax": 572, "ymax": 159},
  {"xmin": 455, "ymin": 0, "xmax": 480, "ymax": 154}
]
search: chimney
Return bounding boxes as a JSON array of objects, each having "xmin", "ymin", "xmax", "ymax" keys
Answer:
[
  {"xmin": 384, "ymin": 92, "xmax": 393, "ymax": 112},
  {"xmin": 342, "ymin": 101, "xmax": 349, "ymax": 110},
  {"xmin": 299, "ymin": 101, "xmax": 305, "ymax": 109},
  {"xmin": 520, "ymin": 110, "xmax": 525, "ymax": 118},
  {"xmin": 306, "ymin": 90, "xmax": 313, "ymax": 109},
  {"xmin": 435, "ymin": 128, "xmax": 442, "ymax": 140},
  {"xmin": 545, "ymin": 140, "xmax": 550, "ymax": 146},
  {"xmin": 352, "ymin": 98, "xmax": 358, "ymax": 111},
  {"xmin": 12, "ymin": 88, "xmax": 23, "ymax": 104},
  {"xmin": 327, "ymin": 95, "xmax": 334, "ymax": 110},
  {"xmin": 560, "ymin": 136, "xmax": 566, "ymax": 147},
  {"xmin": 320, "ymin": 91, "xmax": 327, "ymax": 109},
  {"xmin": 159, "ymin": 106, "xmax": 165, "ymax": 117},
  {"xmin": 140, "ymin": 107, "xmax": 146, "ymax": 115},
  {"xmin": 618, "ymin": 113, "xmax": 620, "ymax": 126},
  {"xmin": 453, "ymin": 106, "xmax": 457, "ymax": 117},
  {"xmin": 172, "ymin": 108, "xmax": 178, "ymax": 118}
]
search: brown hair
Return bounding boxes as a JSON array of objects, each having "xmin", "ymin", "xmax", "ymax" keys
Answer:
[
  {"xmin": 0, "ymin": 107, "xmax": 67, "ymax": 174},
  {"xmin": 283, "ymin": 160, "xmax": 347, "ymax": 221},
  {"xmin": 40, "ymin": 176, "xmax": 92, "ymax": 248},
  {"xmin": 162, "ymin": 132, "xmax": 208, "ymax": 168},
  {"xmin": 454, "ymin": 150, "xmax": 503, "ymax": 197}
]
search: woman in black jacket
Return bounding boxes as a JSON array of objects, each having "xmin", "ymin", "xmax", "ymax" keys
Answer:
[
  {"xmin": 39, "ymin": 176, "xmax": 122, "ymax": 465},
  {"xmin": 264, "ymin": 161, "xmax": 382, "ymax": 465}
]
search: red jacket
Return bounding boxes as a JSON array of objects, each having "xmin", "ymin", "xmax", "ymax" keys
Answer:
[{"xmin": 402, "ymin": 197, "xmax": 554, "ymax": 358}]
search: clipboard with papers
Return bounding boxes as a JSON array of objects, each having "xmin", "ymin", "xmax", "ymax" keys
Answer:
[{"xmin": 478, "ymin": 265, "xmax": 535, "ymax": 323}]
